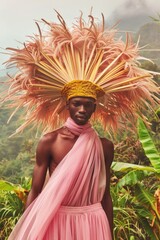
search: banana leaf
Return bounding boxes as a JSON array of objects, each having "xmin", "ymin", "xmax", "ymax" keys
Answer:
[
  {"xmin": 134, "ymin": 184, "xmax": 160, "ymax": 220},
  {"xmin": 0, "ymin": 180, "xmax": 26, "ymax": 193},
  {"xmin": 138, "ymin": 118, "xmax": 160, "ymax": 173},
  {"xmin": 115, "ymin": 169, "xmax": 151, "ymax": 189},
  {"xmin": 112, "ymin": 161, "xmax": 155, "ymax": 172},
  {"xmin": 0, "ymin": 180, "xmax": 15, "ymax": 191}
]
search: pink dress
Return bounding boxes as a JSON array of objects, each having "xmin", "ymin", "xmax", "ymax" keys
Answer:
[{"xmin": 9, "ymin": 118, "xmax": 112, "ymax": 240}]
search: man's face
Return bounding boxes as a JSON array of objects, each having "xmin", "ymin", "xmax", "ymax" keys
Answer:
[{"xmin": 67, "ymin": 97, "xmax": 96, "ymax": 125}]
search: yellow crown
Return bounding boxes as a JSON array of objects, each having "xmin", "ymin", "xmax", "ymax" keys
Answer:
[{"xmin": 61, "ymin": 80, "xmax": 105, "ymax": 100}]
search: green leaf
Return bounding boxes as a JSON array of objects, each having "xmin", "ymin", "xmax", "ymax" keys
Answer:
[
  {"xmin": 134, "ymin": 184, "xmax": 160, "ymax": 220},
  {"xmin": 138, "ymin": 119, "xmax": 160, "ymax": 173},
  {"xmin": 0, "ymin": 180, "xmax": 15, "ymax": 191},
  {"xmin": 138, "ymin": 216, "xmax": 158, "ymax": 240},
  {"xmin": 112, "ymin": 161, "xmax": 155, "ymax": 173},
  {"xmin": 135, "ymin": 206, "xmax": 153, "ymax": 219},
  {"xmin": 116, "ymin": 170, "xmax": 150, "ymax": 189}
]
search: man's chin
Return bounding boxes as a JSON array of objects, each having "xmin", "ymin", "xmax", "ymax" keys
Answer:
[{"xmin": 74, "ymin": 117, "xmax": 88, "ymax": 125}]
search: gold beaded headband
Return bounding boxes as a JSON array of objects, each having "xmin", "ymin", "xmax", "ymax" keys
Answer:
[{"xmin": 61, "ymin": 80, "xmax": 105, "ymax": 100}]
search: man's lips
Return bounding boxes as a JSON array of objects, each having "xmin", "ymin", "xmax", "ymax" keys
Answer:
[{"xmin": 76, "ymin": 115, "xmax": 87, "ymax": 120}]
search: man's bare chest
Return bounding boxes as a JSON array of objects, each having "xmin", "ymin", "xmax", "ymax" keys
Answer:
[{"xmin": 49, "ymin": 130, "xmax": 78, "ymax": 173}]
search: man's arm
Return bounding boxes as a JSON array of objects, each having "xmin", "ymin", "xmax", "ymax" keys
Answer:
[
  {"xmin": 25, "ymin": 135, "xmax": 50, "ymax": 209},
  {"xmin": 101, "ymin": 138, "xmax": 114, "ymax": 238}
]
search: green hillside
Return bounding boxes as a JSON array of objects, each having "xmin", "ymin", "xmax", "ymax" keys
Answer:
[
  {"xmin": 0, "ymin": 101, "xmax": 38, "ymax": 183},
  {"xmin": 135, "ymin": 22, "xmax": 160, "ymax": 65}
]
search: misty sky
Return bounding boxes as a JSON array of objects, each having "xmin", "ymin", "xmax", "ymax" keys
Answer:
[{"xmin": 0, "ymin": 0, "xmax": 160, "ymax": 73}]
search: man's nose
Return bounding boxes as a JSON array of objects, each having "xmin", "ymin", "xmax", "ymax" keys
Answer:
[{"xmin": 79, "ymin": 105, "xmax": 86, "ymax": 112}]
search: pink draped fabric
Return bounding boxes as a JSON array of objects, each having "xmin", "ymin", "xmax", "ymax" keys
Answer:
[{"xmin": 9, "ymin": 118, "xmax": 112, "ymax": 240}]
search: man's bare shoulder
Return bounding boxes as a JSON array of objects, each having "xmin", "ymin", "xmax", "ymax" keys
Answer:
[
  {"xmin": 36, "ymin": 127, "xmax": 63, "ymax": 154},
  {"xmin": 40, "ymin": 127, "xmax": 63, "ymax": 143}
]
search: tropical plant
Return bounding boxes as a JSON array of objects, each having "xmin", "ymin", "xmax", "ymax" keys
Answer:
[
  {"xmin": 111, "ymin": 118, "xmax": 160, "ymax": 239},
  {"xmin": 0, "ymin": 177, "xmax": 31, "ymax": 240}
]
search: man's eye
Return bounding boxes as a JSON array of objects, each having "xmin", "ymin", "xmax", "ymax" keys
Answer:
[
  {"xmin": 84, "ymin": 103, "xmax": 94, "ymax": 108},
  {"xmin": 73, "ymin": 102, "xmax": 80, "ymax": 107},
  {"xmin": 85, "ymin": 103, "xmax": 92, "ymax": 108}
]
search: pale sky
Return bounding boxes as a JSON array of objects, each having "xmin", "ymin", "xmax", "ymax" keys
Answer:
[{"xmin": 0, "ymin": 0, "xmax": 160, "ymax": 74}]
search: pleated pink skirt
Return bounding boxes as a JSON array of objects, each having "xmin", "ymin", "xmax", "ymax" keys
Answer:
[{"xmin": 43, "ymin": 203, "xmax": 112, "ymax": 240}]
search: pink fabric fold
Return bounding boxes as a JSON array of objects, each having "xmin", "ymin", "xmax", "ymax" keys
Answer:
[{"xmin": 9, "ymin": 118, "xmax": 111, "ymax": 240}]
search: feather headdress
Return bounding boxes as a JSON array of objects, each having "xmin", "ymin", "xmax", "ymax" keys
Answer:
[{"xmin": 1, "ymin": 12, "xmax": 160, "ymax": 135}]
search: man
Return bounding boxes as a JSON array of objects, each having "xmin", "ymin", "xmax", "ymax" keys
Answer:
[
  {"xmin": 8, "ymin": 83, "xmax": 114, "ymax": 239},
  {"xmin": 3, "ymin": 11, "xmax": 159, "ymax": 240},
  {"xmin": 21, "ymin": 96, "xmax": 113, "ymax": 239}
]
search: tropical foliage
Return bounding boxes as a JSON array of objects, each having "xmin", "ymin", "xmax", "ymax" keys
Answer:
[
  {"xmin": 111, "ymin": 118, "xmax": 160, "ymax": 240},
  {"xmin": 0, "ymin": 178, "xmax": 31, "ymax": 240}
]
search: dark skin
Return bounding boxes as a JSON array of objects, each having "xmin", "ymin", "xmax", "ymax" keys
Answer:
[{"xmin": 25, "ymin": 96, "xmax": 114, "ymax": 238}]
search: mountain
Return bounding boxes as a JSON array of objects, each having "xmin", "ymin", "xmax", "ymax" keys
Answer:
[
  {"xmin": 107, "ymin": 0, "xmax": 159, "ymax": 32},
  {"xmin": 108, "ymin": 14, "xmax": 151, "ymax": 33},
  {"xmin": 106, "ymin": 19, "xmax": 160, "ymax": 65},
  {"xmin": 106, "ymin": 0, "xmax": 160, "ymax": 66},
  {"xmin": 135, "ymin": 22, "xmax": 160, "ymax": 64}
]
